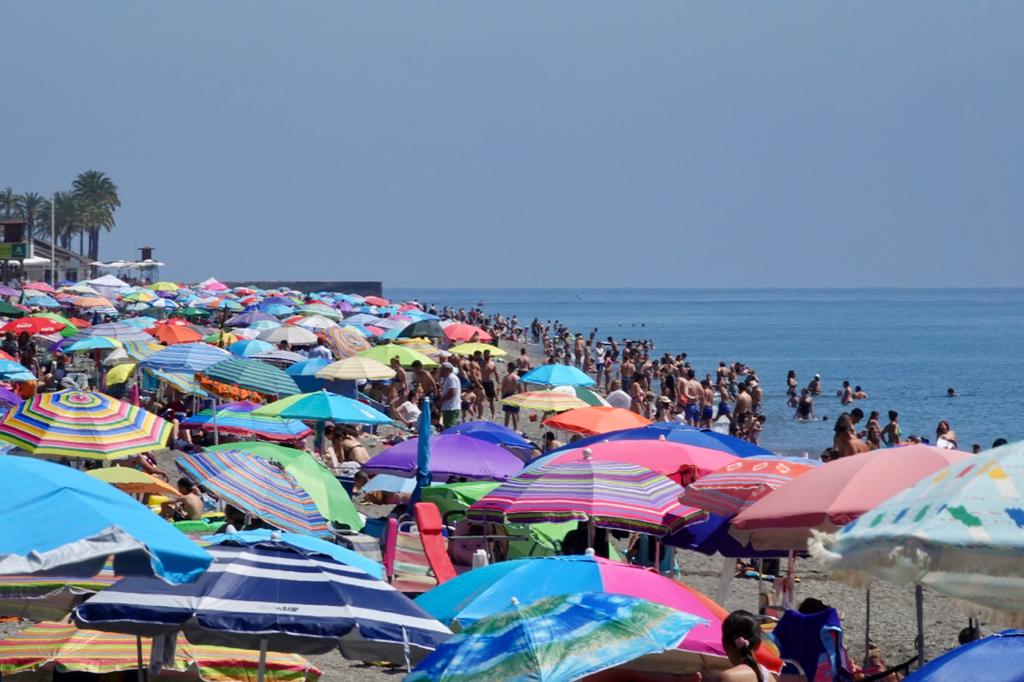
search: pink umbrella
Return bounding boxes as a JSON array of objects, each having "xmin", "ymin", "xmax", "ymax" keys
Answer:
[
  {"xmin": 532, "ymin": 440, "xmax": 738, "ymax": 485},
  {"xmin": 731, "ymin": 445, "xmax": 970, "ymax": 550}
]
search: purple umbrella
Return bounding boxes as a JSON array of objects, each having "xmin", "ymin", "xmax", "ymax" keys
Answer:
[
  {"xmin": 364, "ymin": 434, "xmax": 524, "ymax": 482},
  {"xmin": 0, "ymin": 287, "xmax": 20, "ymax": 297},
  {"xmin": 0, "ymin": 386, "xmax": 23, "ymax": 407}
]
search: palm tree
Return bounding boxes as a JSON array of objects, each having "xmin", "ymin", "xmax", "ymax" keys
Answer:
[
  {"xmin": 17, "ymin": 192, "xmax": 46, "ymax": 235},
  {"xmin": 0, "ymin": 188, "xmax": 17, "ymax": 217},
  {"xmin": 72, "ymin": 170, "xmax": 119, "ymax": 260},
  {"xmin": 39, "ymin": 192, "xmax": 84, "ymax": 250}
]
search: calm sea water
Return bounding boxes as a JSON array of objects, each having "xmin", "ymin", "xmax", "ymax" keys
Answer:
[{"xmin": 387, "ymin": 288, "xmax": 1024, "ymax": 455}]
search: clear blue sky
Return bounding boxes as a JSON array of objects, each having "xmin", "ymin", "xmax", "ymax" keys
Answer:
[{"xmin": 6, "ymin": 2, "xmax": 1023, "ymax": 287}]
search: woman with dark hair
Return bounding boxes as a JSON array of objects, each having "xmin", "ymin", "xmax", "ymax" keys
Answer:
[{"xmin": 720, "ymin": 609, "xmax": 775, "ymax": 681}]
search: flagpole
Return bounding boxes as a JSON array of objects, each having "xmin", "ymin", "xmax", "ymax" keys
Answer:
[{"xmin": 50, "ymin": 191, "xmax": 56, "ymax": 286}]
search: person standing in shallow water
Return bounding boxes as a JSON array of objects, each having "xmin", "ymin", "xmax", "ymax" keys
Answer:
[{"xmin": 881, "ymin": 410, "xmax": 901, "ymax": 446}]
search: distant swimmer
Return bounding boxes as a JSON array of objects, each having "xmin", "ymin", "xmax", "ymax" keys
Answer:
[
  {"xmin": 853, "ymin": 385, "xmax": 868, "ymax": 400},
  {"xmin": 795, "ymin": 388, "xmax": 815, "ymax": 421},
  {"xmin": 839, "ymin": 381, "xmax": 853, "ymax": 405},
  {"xmin": 808, "ymin": 373, "xmax": 822, "ymax": 396},
  {"xmin": 947, "ymin": 387, "xmax": 959, "ymax": 397}
]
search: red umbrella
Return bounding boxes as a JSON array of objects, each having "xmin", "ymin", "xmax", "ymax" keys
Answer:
[
  {"xmin": 364, "ymin": 295, "xmax": 390, "ymax": 306},
  {"xmin": 678, "ymin": 456, "xmax": 821, "ymax": 517},
  {"xmin": 543, "ymin": 406, "xmax": 651, "ymax": 435},
  {"xmin": 731, "ymin": 444, "xmax": 970, "ymax": 550},
  {"xmin": 444, "ymin": 323, "xmax": 492, "ymax": 342},
  {"xmin": 1, "ymin": 317, "xmax": 65, "ymax": 335},
  {"xmin": 22, "ymin": 282, "xmax": 56, "ymax": 293}
]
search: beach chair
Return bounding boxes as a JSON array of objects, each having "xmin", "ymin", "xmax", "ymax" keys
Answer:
[
  {"xmin": 414, "ymin": 502, "xmax": 457, "ymax": 585},
  {"xmin": 381, "ymin": 517, "xmax": 398, "ymax": 583},
  {"xmin": 386, "ymin": 512, "xmax": 452, "ymax": 594},
  {"xmin": 770, "ymin": 607, "xmax": 854, "ymax": 682}
]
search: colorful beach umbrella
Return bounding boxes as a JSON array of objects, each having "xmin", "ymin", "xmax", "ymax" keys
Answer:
[
  {"xmin": 204, "ymin": 441, "xmax": 363, "ymax": 531},
  {"xmin": 254, "ymin": 390, "xmax": 392, "ymax": 425},
  {"xmin": 442, "ymin": 323, "xmax": 492, "ymax": 342},
  {"xmin": 543, "ymin": 405, "xmax": 652, "ymax": 435},
  {"xmin": 415, "ymin": 554, "xmax": 783, "ymax": 673},
  {"xmin": 449, "ymin": 342, "xmax": 506, "ymax": 357},
  {"xmin": 257, "ymin": 325, "xmax": 318, "ymax": 347},
  {"xmin": 179, "ymin": 401, "xmax": 313, "ymax": 441},
  {"xmin": 139, "ymin": 342, "xmax": 231, "ymax": 373},
  {"xmin": 902, "ymin": 629, "xmax": 1024, "ymax": 682},
  {"xmin": 529, "ymin": 440, "xmax": 739, "ymax": 485},
  {"xmin": 520, "ymin": 363, "xmax": 596, "ymax": 387},
  {"xmin": 322, "ymin": 325, "xmax": 371, "ymax": 359},
  {"xmin": 0, "ymin": 560, "xmax": 118, "ymax": 621},
  {"xmin": 446, "ymin": 420, "xmax": 533, "ymax": 456},
  {"xmin": 732, "ymin": 444, "xmax": 970, "ymax": 550},
  {"xmin": 64, "ymin": 335, "xmax": 122, "ymax": 352},
  {"xmin": 678, "ymin": 456, "xmax": 822, "ymax": 517},
  {"xmin": 0, "ymin": 456, "xmax": 211, "ymax": 583},
  {"xmin": 198, "ymin": 357, "xmax": 301, "ymax": 396},
  {"xmin": 87, "ymin": 466, "xmax": 179, "ymax": 496},
  {"xmin": 549, "ymin": 421, "xmax": 775, "ymax": 458},
  {"xmin": 73, "ymin": 322, "xmax": 156, "ymax": 342},
  {"xmin": 813, "ymin": 441, "xmax": 1024, "ymax": 623},
  {"xmin": 0, "ymin": 618, "xmax": 323, "ymax": 675},
  {"xmin": 364, "ymin": 434, "xmax": 524, "ymax": 482},
  {"xmin": 229, "ymin": 338, "xmax": 275, "ymax": 357},
  {"xmin": 314, "ymin": 356, "xmax": 395, "ymax": 381},
  {"xmin": 500, "ymin": 391, "xmax": 588, "ymax": 412},
  {"xmin": 407, "ymin": 592, "xmax": 703, "ymax": 682},
  {"xmin": 205, "ymin": 529, "xmax": 381, "ymax": 579},
  {"xmin": 467, "ymin": 457, "xmax": 705, "ymax": 535},
  {"xmin": 0, "ymin": 390, "xmax": 171, "ymax": 460},
  {"xmin": 152, "ymin": 323, "xmax": 203, "ymax": 345},
  {"xmin": 177, "ymin": 450, "xmax": 332, "ymax": 537},
  {"xmin": 74, "ymin": 541, "xmax": 451, "ymax": 664},
  {"xmin": 0, "ymin": 316, "xmax": 65, "ymax": 335},
  {"xmin": 358, "ymin": 343, "xmax": 437, "ymax": 368}
]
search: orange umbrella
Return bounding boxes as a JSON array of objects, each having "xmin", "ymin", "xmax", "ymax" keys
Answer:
[
  {"xmin": 443, "ymin": 323, "xmax": 492, "ymax": 342},
  {"xmin": 152, "ymin": 324, "xmax": 203, "ymax": 345},
  {"xmin": 543, "ymin": 406, "xmax": 652, "ymax": 435}
]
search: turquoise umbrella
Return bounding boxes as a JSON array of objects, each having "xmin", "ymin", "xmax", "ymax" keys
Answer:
[
  {"xmin": 253, "ymin": 390, "xmax": 391, "ymax": 424},
  {"xmin": 814, "ymin": 440, "xmax": 1024, "ymax": 624},
  {"xmin": 407, "ymin": 592, "xmax": 705, "ymax": 682},
  {"xmin": 520, "ymin": 363, "xmax": 596, "ymax": 387},
  {"xmin": 198, "ymin": 357, "xmax": 300, "ymax": 397},
  {"xmin": 0, "ymin": 456, "xmax": 210, "ymax": 583}
]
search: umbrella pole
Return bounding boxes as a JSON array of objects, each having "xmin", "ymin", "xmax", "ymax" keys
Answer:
[
  {"xmin": 915, "ymin": 585, "xmax": 925, "ymax": 667},
  {"xmin": 212, "ymin": 395, "xmax": 219, "ymax": 445},
  {"xmin": 865, "ymin": 587, "xmax": 871, "ymax": 661},
  {"xmin": 136, "ymin": 635, "xmax": 144, "ymax": 682},
  {"xmin": 587, "ymin": 519, "xmax": 595, "ymax": 550},
  {"xmin": 257, "ymin": 637, "xmax": 268, "ymax": 682}
]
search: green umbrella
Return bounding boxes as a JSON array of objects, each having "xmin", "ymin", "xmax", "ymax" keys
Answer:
[
  {"xmin": 199, "ymin": 357, "xmax": 300, "ymax": 396},
  {"xmin": 358, "ymin": 344, "xmax": 438, "ymax": 368},
  {"xmin": 179, "ymin": 306, "xmax": 212, "ymax": 318},
  {"xmin": 0, "ymin": 301, "xmax": 23, "ymax": 318},
  {"xmin": 34, "ymin": 312, "xmax": 78, "ymax": 337},
  {"xmin": 205, "ymin": 440, "xmax": 364, "ymax": 531}
]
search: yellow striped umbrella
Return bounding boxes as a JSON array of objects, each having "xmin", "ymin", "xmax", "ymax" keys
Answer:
[
  {"xmin": 500, "ymin": 391, "xmax": 589, "ymax": 412},
  {"xmin": 314, "ymin": 356, "xmax": 396, "ymax": 381},
  {"xmin": 0, "ymin": 621, "xmax": 322, "ymax": 681}
]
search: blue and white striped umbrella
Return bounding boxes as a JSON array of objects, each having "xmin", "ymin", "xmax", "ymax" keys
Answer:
[
  {"xmin": 73, "ymin": 542, "xmax": 451, "ymax": 664},
  {"xmin": 139, "ymin": 342, "xmax": 231, "ymax": 373}
]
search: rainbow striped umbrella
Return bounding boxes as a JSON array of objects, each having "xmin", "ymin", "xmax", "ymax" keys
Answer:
[
  {"xmin": 677, "ymin": 456, "xmax": 823, "ymax": 517},
  {"xmin": 0, "ymin": 560, "xmax": 118, "ymax": 621},
  {"xmin": 0, "ymin": 621, "xmax": 322, "ymax": 681},
  {"xmin": 176, "ymin": 450, "xmax": 331, "ymax": 537},
  {"xmin": 0, "ymin": 390, "xmax": 171, "ymax": 460},
  {"xmin": 467, "ymin": 457, "xmax": 705, "ymax": 536}
]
